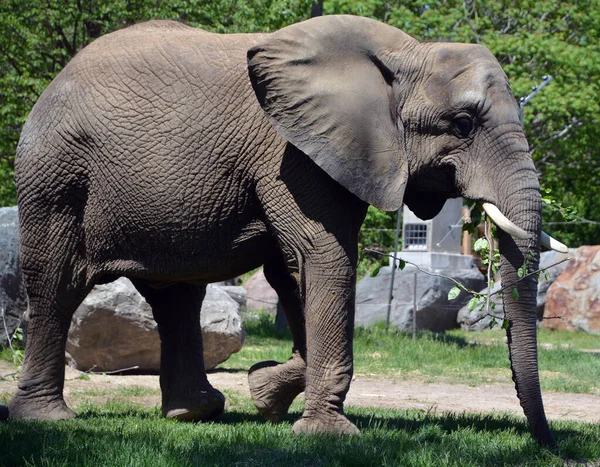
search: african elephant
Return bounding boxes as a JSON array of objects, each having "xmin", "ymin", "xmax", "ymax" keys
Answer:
[{"xmin": 3, "ymin": 15, "xmax": 565, "ymax": 447}]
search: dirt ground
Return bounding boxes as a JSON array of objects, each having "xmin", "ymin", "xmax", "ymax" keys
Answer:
[{"xmin": 2, "ymin": 360, "xmax": 599, "ymax": 423}]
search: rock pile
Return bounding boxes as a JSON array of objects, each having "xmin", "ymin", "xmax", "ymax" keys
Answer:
[
  {"xmin": 66, "ymin": 279, "xmax": 245, "ymax": 372},
  {"xmin": 356, "ymin": 264, "xmax": 486, "ymax": 332},
  {"xmin": 545, "ymin": 246, "xmax": 600, "ymax": 334}
]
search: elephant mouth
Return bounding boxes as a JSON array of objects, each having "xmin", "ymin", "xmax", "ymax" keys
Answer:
[
  {"xmin": 403, "ymin": 165, "xmax": 460, "ymax": 220},
  {"xmin": 402, "ymin": 167, "xmax": 568, "ymax": 252}
]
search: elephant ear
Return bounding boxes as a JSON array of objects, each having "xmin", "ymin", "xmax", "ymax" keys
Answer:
[{"xmin": 247, "ymin": 15, "xmax": 413, "ymax": 211}]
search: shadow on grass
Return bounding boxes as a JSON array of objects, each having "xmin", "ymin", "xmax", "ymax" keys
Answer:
[
  {"xmin": 1, "ymin": 406, "xmax": 597, "ymax": 466},
  {"xmin": 355, "ymin": 325, "xmax": 481, "ymax": 349}
]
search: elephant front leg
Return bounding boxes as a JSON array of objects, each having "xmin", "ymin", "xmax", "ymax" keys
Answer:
[
  {"xmin": 292, "ymin": 260, "xmax": 359, "ymax": 436},
  {"xmin": 133, "ymin": 281, "xmax": 224, "ymax": 421}
]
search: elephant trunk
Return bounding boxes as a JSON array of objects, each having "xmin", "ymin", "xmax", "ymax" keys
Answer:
[{"xmin": 496, "ymin": 177, "xmax": 556, "ymax": 448}]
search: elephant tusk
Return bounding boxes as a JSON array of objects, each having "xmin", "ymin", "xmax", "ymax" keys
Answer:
[
  {"xmin": 481, "ymin": 203, "xmax": 569, "ymax": 253},
  {"xmin": 481, "ymin": 203, "xmax": 528, "ymax": 240},
  {"xmin": 541, "ymin": 231, "xmax": 569, "ymax": 253}
]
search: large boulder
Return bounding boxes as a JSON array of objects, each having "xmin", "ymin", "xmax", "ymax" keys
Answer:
[
  {"xmin": 0, "ymin": 207, "xmax": 27, "ymax": 347},
  {"xmin": 456, "ymin": 281, "xmax": 504, "ymax": 331},
  {"xmin": 217, "ymin": 285, "xmax": 247, "ymax": 312},
  {"xmin": 536, "ymin": 249, "xmax": 575, "ymax": 319},
  {"xmin": 356, "ymin": 264, "xmax": 485, "ymax": 332},
  {"xmin": 544, "ymin": 246, "xmax": 600, "ymax": 334},
  {"xmin": 457, "ymin": 250, "xmax": 574, "ymax": 331},
  {"xmin": 66, "ymin": 279, "xmax": 244, "ymax": 372},
  {"xmin": 244, "ymin": 268, "xmax": 278, "ymax": 314}
]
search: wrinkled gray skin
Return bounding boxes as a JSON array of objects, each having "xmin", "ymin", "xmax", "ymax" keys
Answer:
[{"xmin": 4, "ymin": 15, "xmax": 554, "ymax": 447}]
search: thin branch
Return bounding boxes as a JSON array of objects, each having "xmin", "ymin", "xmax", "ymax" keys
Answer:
[
  {"xmin": 531, "ymin": 118, "xmax": 584, "ymax": 155},
  {"xmin": 66, "ymin": 365, "xmax": 140, "ymax": 380},
  {"xmin": 0, "ymin": 372, "xmax": 18, "ymax": 381},
  {"xmin": 364, "ymin": 249, "xmax": 475, "ymax": 295},
  {"xmin": 464, "ymin": 310, "xmax": 504, "ymax": 326},
  {"xmin": 364, "ymin": 249, "xmax": 573, "ymax": 303},
  {"xmin": 484, "ymin": 220, "xmax": 494, "ymax": 316},
  {"xmin": 489, "ymin": 257, "xmax": 573, "ymax": 299},
  {"xmin": 91, "ymin": 365, "xmax": 140, "ymax": 374}
]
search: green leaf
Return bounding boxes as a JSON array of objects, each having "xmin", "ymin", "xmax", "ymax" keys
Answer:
[
  {"xmin": 511, "ymin": 288, "xmax": 520, "ymax": 301},
  {"xmin": 398, "ymin": 259, "xmax": 406, "ymax": 270},
  {"xmin": 448, "ymin": 286, "xmax": 461, "ymax": 300},
  {"xmin": 370, "ymin": 264, "xmax": 382, "ymax": 277},
  {"xmin": 473, "ymin": 238, "xmax": 489, "ymax": 252},
  {"xmin": 467, "ymin": 296, "xmax": 479, "ymax": 312},
  {"xmin": 544, "ymin": 271, "xmax": 551, "ymax": 281},
  {"xmin": 502, "ymin": 319, "xmax": 510, "ymax": 330},
  {"xmin": 517, "ymin": 267, "xmax": 525, "ymax": 278}
]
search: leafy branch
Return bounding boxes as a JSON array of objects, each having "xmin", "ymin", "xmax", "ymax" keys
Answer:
[{"xmin": 365, "ymin": 248, "xmax": 571, "ymax": 329}]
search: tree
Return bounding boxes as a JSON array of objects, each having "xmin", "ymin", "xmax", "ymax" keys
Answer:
[
  {"xmin": 1, "ymin": 0, "xmax": 598, "ymax": 246},
  {"xmin": 0, "ymin": 0, "xmax": 314, "ymax": 206},
  {"xmin": 324, "ymin": 0, "xmax": 600, "ymax": 246}
]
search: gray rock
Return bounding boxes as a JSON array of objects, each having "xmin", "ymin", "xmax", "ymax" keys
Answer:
[
  {"xmin": 545, "ymin": 246, "xmax": 600, "ymax": 334},
  {"xmin": 244, "ymin": 268, "xmax": 278, "ymax": 314},
  {"xmin": 356, "ymin": 264, "xmax": 486, "ymax": 332},
  {"xmin": 201, "ymin": 285, "xmax": 245, "ymax": 369},
  {"xmin": 66, "ymin": 279, "xmax": 244, "ymax": 372},
  {"xmin": 0, "ymin": 207, "xmax": 27, "ymax": 348},
  {"xmin": 536, "ymin": 249, "xmax": 575, "ymax": 319},
  {"xmin": 457, "ymin": 250, "xmax": 575, "ymax": 331},
  {"xmin": 456, "ymin": 281, "xmax": 504, "ymax": 331},
  {"xmin": 217, "ymin": 286, "xmax": 247, "ymax": 311}
]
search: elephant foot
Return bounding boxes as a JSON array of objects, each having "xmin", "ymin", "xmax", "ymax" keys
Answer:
[
  {"xmin": 248, "ymin": 357, "xmax": 305, "ymax": 423},
  {"xmin": 8, "ymin": 394, "xmax": 76, "ymax": 420},
  {"xmin": 0, "ymin": 404, "xmax": 8, "ymax": 421},
  {"xmin": 163, "ymin": 387, "xmax": 225, "ymax": 422},
  {"xmin": 292, "ymin": 412, "xmax": 359, "ymax": 436}
]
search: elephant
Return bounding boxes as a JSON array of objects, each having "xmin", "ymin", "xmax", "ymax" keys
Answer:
[{"xmin": 2, "ymin": 15, "xmax": 566, "ymax": 447}]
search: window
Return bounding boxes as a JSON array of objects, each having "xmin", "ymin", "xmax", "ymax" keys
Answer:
[{"xmin": 403, "ymin": 224, "xmax": 428, "ymax": 250}]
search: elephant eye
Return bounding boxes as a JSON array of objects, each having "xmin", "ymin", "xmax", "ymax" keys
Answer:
[{"xmin": 453, "ymin": 114, "xmax": 475, "ymax": 138}]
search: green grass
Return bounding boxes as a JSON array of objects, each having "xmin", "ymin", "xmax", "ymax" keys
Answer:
[
  {"xmin": 1, "ymin": 316, "xmax": 600, "ymax": 465},
  {"xmin": 452, "ymin": 327, "xmax": 600, "ymax": 351},
  {"xmin": 1, "ymin": 396, "xmax": 599, "ymax": 466},
  {"xmin": 227, "ymin": 316, "xmax": 600, "ymax": 395},
  {"xmin": 0, "ymin": 346, "xmax": 20, "ymax": 366},
  {"xmin": 71, "ymin": 386, "xmax": 162, "ymax": 398}
]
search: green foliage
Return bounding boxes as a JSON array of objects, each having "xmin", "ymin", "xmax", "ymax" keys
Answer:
[
  {"xmin": 325, "ymin": 0, "xmax": 600, "ymax": 246},
  {"xmin": 447, "ymin": 285, "xmax": 461, "ymax": 300},
  {"xmin": 2, "ymin": 326, "xmax": 24, "ymax": 370},
  {"xmin": 0, "ymin": 0, "xmax": 315, "ymax": 206},
  {"xmin": 1, "ymin": 1, "xmax": 598, "ymax": 249},
  {"xmin": 358, "ymin": 206, "xmax": 398, "ymax": 279}
]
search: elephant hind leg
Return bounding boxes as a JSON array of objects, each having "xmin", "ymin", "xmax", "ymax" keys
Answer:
[
  {"xmin": 131, "ymin": 281, "xmax": 224, "ymax": 422},
  {"xmin": 248, "ymin": 260, "xmax": 306, "ymax": 422},
  {"xmin": 8, "ymin": 228, "xmax": 94, "ymax": 420}
]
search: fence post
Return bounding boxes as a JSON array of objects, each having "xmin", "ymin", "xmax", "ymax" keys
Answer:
[
  {"xmin": 412, "ymin": 273, "xmax": 417, "ymax": 340},
  {"xmin": 385, "ymin": 207, "xmax": 402, "ymax": 332}
]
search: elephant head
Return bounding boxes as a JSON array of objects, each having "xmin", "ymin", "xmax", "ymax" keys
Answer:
[{"xmin": 248, "ymin": 15, "xmax": 564, "ymax": 447}]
